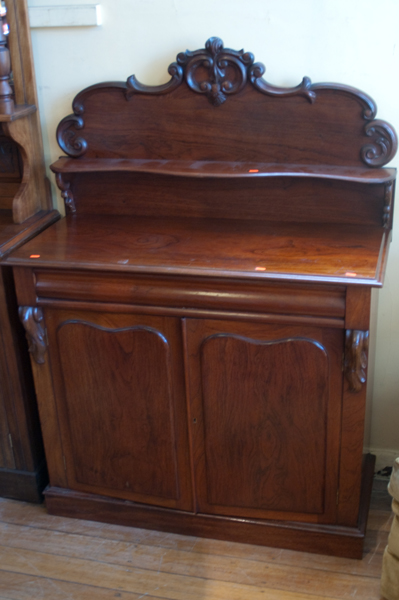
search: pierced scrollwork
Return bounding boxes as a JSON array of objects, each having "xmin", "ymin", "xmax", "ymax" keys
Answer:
[
  {"xmin": 126, "ymin": 62, "xmax": 183, "ymax": 98},
  {"xmin": 19, "ymin": 307, "xmax": 47, "ymax": 365},
  {"xmin": 361, "ymin": 119, "xmax": 398, "ymax": 168},
  {"xmin": 176, "ymin": 36, "xmax": 254, "ymax": 106},
  {"xmin": 55, "ymin": 173, "xmax": 76, "ymax": 214},
  {"xmin": 344, "ymin": 330, "xmax": 369, "ymax": 393},
  {"xmin": 56, "ymin": 114, "xmax": 88, "ymax": 158},
  {"xmin": 383, "ymin": 181, "xmax": 394, "ymax": 228},
  {"xmin": 250, "ymin": 63, "xmax": 316, "ymax": 103}
]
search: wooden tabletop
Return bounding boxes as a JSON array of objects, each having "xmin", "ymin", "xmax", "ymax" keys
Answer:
[{"xmin": 5, "ymin": 215, "xmax": 389, "ymax": 286}]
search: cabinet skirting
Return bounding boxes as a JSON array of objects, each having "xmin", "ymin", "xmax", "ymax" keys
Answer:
[{"xmin": 44, "ymin": 454, "xmax": 375, "ymax": 559}]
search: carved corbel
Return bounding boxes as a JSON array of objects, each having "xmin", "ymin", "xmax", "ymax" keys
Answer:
[
  {"xmin": 19, "ymin": 307, "xmax": 47, "ymax": 365},
  {"xmin": 344, "ymin": 330, "xmax": 369, "ymax": 392},
  {"xmin": 383, "ymin": 181, "xmax": 394, "ymax": 228},
  {"xmin": 55, "ymin": 172, "xmax": 76, "ymax": 214}
]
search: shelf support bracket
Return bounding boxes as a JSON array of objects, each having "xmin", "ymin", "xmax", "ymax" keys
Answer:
[
  {"xmin": 383, "ymin": 181, "xmax": 394, "ymax": 228},
  {"xmin": 55, "ymin": 172, "xmax": 76, "ymax": 214}
]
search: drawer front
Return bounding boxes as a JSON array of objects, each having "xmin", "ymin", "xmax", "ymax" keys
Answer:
[{"xmin": 34, "ymin": 269, "xmax": 346, "ymax": 319}]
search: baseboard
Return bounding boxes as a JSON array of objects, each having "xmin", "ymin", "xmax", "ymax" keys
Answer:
[
  {"xmin": 44, "ymin": 457, "xmax": 375, "ymax": 560},
  {"xmin": 370, "ymin": 448, "xmax": 399, "ymax": 472},
  {"xmin": 0, "ymin": 461, "xmax": 48, "ymax": 503}
]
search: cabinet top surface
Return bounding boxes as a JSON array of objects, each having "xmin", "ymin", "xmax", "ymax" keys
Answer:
[{"xmin": 6, "ymin": 215, "xmax": 388, "ymax": 286}]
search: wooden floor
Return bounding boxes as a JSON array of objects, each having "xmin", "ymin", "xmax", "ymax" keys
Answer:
[{"xmin": 0, "ymin": 480, "xmax": 392, "ymax": 600}]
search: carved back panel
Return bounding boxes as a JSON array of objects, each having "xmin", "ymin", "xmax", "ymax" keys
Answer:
[{"xmin": 57, "ymin": 37, "xmax": 397, "ymax": 167}]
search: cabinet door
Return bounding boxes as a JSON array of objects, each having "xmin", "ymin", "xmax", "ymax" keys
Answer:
[
  {"xmin": 184, "ymin": 319, "xmax": 343, "ymax": 523},
  {"xmin": 45, "ymin": 309, "xmax": 192, "ymax": 510}
]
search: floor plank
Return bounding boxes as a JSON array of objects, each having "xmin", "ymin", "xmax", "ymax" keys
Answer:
[
  {"xmin": 0, "ymin": 480, "xmax": 390, "ymax": 600},
  {"xmin": 0, "ymin": 571, "xmax": 162, "ymax": 600},
  {"xmin": 0, "ymin": 522, "xmax": 383, "ymax": 599}
]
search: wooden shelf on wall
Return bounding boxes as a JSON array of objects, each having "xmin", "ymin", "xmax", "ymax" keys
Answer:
[{"xmin": 51, "ymin": 157, "xmax": 397, "ymax": 184}]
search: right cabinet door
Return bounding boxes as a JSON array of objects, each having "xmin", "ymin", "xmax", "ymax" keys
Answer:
[{"xmin": 184, "ymin": 318, "xmax": 344, "ymax": 524}]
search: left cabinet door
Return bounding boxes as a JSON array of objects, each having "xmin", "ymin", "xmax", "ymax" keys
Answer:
[{"xmin": 44, "ymin": 309, "xmax": 193, "ymax": 511}]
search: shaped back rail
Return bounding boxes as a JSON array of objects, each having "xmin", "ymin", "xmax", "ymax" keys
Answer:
[{"xmin": 52, "ymin": 37, "xmax": 397, "ymax": 226}]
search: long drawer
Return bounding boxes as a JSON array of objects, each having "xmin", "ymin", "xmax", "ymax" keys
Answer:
[{"xmin": 33, "ymin": 269, "xmax": 346, "ymax": 319}]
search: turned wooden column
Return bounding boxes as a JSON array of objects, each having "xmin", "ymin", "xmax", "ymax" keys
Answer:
[{"xmin": 0, "ymin": 2, "xmax": 14, "ymax": 115}]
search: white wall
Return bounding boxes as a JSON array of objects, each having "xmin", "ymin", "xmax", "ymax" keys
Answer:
[{"xmin": 28, "ymin": 0, "xmax": 399, "ymax": 463}]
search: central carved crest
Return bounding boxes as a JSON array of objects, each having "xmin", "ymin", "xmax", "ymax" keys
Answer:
[{"xmin": 176, "ymin": 36, "xmax": 254, "ymax": 106}]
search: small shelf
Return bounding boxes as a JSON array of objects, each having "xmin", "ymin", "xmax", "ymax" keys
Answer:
[{"xmin": 51, "ymin": 158, "xmax": 396, "ymax": 184}]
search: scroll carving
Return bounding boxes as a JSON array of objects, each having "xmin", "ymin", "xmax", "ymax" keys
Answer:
[
  {"xmin": 310, "ymin": 82, "xmax": 377, "ymax": 120},
  {"xmin": 176, "ymin": 36, "xmax": 254, "ymax": 106},
  {"xmin": 361, "ymin": 120, "xmax": 398, "ymax": 168},
  {"xmin": 19, "ymin": 307, "xmax": 47, "ymax": 365},
  {"xmin": 126, "ymin": 62, "xmax": 183, "ymax": 98},
  {"xmin": 55, "ymin": 173, "xmax": 76, "ymax": 214},
  {"xmin": 56, "ymin": 83, "xmax": 127, "ymax": 157},
  {"xmin": 57, "ymin": 114, "xmax": 87, "ymax": 158},
  {"xmin": 383, "ymin": 181, "xmax": 394, "ymax": 228},
  {"xmin": 344, "ymin": 330, "xmax": 369, "ymax": 392},
  {"xmin": 122, "ymin": 36, "xmax": 391, "ymax": 116},
  {"xmin": 250, "ymin": 64, "xmax": 316, "ymax": 103}
]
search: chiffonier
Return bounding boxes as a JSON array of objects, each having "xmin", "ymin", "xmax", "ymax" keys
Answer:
[{"xmin": 6, "ymin": 37, "xmax": 397, "ymax": 556}]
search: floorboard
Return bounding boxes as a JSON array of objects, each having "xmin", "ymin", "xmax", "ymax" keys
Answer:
[{"xmin": 0, "ymin": 479, "xmax": 391, "ymax": 600}]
